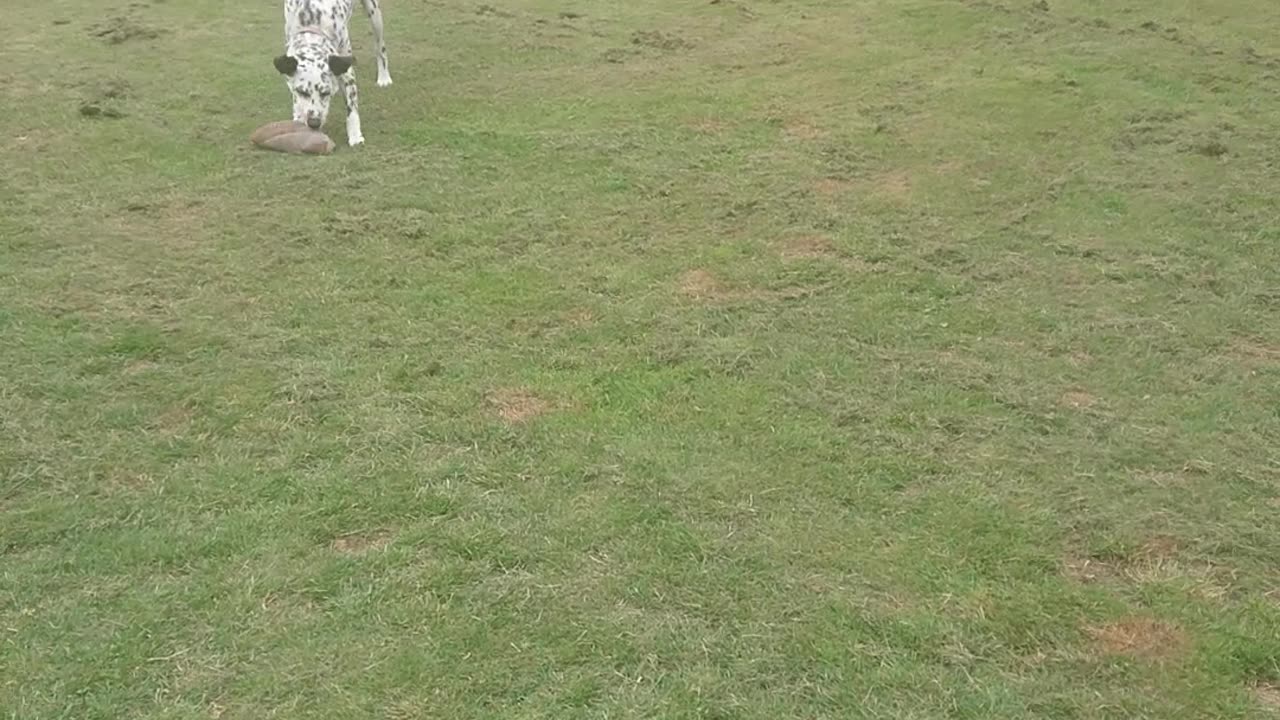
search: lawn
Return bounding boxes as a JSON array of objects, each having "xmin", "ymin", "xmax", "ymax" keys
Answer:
[{"xmin": 3, "ymin": 0, "xmax": 1280, "ymax": 717}]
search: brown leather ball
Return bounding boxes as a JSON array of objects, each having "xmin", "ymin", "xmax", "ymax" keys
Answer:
[{"xmin": 250, "ymin": 121, "xmax": 335, "ymax": 155}]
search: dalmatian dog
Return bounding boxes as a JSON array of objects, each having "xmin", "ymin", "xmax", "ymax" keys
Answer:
[{"xmin": 274, "ymin": 0, "xmax": 392, "ymax": 146}]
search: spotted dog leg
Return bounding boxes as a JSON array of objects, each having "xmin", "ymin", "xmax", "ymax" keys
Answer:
[
  {"xmin": 361, "ymin": 0, "xmax": 392, "ymax": 87},
  {"xmin": 339, "ymin": 64, "xmax": 364, "ymax": 146}
]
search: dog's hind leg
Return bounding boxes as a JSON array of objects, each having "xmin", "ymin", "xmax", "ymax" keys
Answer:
[
  {"xmin": 361, "ymin": 0, "xmax": 392, "ymax": 87},
  {"xmin": 339, "ymin": 66, "xmax": 364, "ymax": 146}
]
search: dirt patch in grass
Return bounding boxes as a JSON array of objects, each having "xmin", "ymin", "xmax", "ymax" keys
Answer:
[
  {"xmin": 564, "ymin": 308, "xmax": 596, "ymax": 328},
  {"xmin": 680, "ymin": 266, "xmax": 835, "ymax": 302},
  {"xmin": 813, "ymin": 178, "xmax": 853, "ymax": 197},
  {"xmin": 870, "ymin": 170, "xmax": 912, "ymax": 200},
  {"xmin": 678, "ymin": 269, "xmax": 732, "ymax": 300},
  {"xmin": 774, "ymin": 235, "xmax": 881, "ymax": 274},
  {"xmin": 1063, "ymin": 555, "xmax": 1112, "ymax": 583},
  {"xmin": 1060, "ymin": 390, "xmax": 1099, "ymax": 409},
  {"xmin": 331, "ymin": 530, "xmax": 393, "ymax": 555},
  {"xmin": 783, "ymin": 120, "xmax": 827, "ymax": 140},
  {"xmin": 489, "ymin": 388, "xmax": 553, "ymax": 424},
  {"xmin": 1253, "ymin": 683, "xmax": 1280, "ymax": 711},
  {"xmin": 1087, "ymin": 618, "xmax": 1189, "ymax": 662},
  {"xmin": 1137, "ymin": 536, "xmax": 1180, "ymax": 559},
  {"xmin": 123, "ymin": 359, "xmax": 159, "ymax": 376},
  {"xmin": 1066, "ymin": 351, "xmax": 1095, "ymax": 367},
  {"xmin": 1231, "ymin": 337, "xmax": 1280, "ymax": 368},
  {"xmin": 153, "ymin": 404, "xmax": 194, "ymax": 435},
  {"xmin": 95, "ymin": 467, "xmax": 156, "ymax": 495},
  {"xmin": 778, "ymin": 235, "xmax": 839, "ymax": 261},
  {"xmin": 690, "ymin": 118, "xmax": 730, "ymax": 134},
  {"xmin": 1130, "ymin": 468, "xmax": 1192, "ymax": 488}
]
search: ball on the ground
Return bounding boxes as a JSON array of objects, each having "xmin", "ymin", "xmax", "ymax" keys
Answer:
[{"xmin": 250, "ymin": 121, "xmax": 335, "ymax": 155}]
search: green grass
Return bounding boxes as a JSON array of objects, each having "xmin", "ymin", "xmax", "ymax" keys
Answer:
[{"xmin": 4, "ymin": 0, "xmax": 1280, "ymax": 717}]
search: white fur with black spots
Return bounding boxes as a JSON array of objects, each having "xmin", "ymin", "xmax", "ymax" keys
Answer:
[{"xmin": 274, "ymin": 0, "xmax": 392, "ymax": 146}]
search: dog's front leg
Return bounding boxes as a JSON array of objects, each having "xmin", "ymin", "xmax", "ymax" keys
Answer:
[{"xmin": 339, "ymin": 68, "xmax": 364, "ymax": 146}]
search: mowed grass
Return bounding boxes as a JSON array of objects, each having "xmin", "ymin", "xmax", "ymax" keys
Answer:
[{"xmin": 3, "ymin": 0, "xmax": 1280, "ymax": 717}]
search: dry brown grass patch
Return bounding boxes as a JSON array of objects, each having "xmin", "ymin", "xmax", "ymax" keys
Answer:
[
  {"xmin": 1064, "ymin": 538, "xmax": 1176, "ymax": 583},
  {"xmin": 1087, "ymin": 618, "xmax": 1188, "ymax": 662},
  {"xmin": 489, "ymin": 388, "xmax": 553, "ymax": 424},
  {"xmin": 783, "ymin": 119, "xmax": 827, "ymax": 140},
  {"xmin": 1064, "ymin": 536, "xmax": 1229, "ymax": 599},
  {"xmin": 689, "ymin": 118, "xmax": 729, "ymax": 134},
  {"xmin": 870, "ymin": 170, "xmax": 912, "ymax": 199},
  {"xmin": 564, "ymin": 308, "xmax": 596, "ymax": 328},
  {"xmin": 1137, "ymin": 535, "xmax": 1180, "ymax": 560},
  {"xmin": 153, "ymin": 404, "xmax": 194, "ymax": 434},
  {"xmin": 775, "ymin": 236, "xmax": 881, "ymax": 274},
  {"xmin": 1231, "ymin": 337, "xmax": 1280, "ymax": 369},
  {"xmin": 330, "ymin": 530, "xmax": 393, "ymax": 555},
  {"xmin": 1060, "ymin": 390, "xmax": 1099, "ymax": 410},
  {"xmin": 677, "ymin": 269, "xmax": 732, "ymax": 300},
  {"xmin": 778, "ymin": 235, "xmax": 839, "ymax": 261},
  {"xmin": 813, "ymin": 177, "xmax": 853, "ymax": 196},
  {"xmin": 1062, "ymin": 555, "xmax": 1115, "ymax": 584},
  {"xmin": 675, "ymin": 268, "xmax": 799, "ymax": 302},
  {"xmin": 123, "ymin": 359, "xmax": 160, "ymax": 375},
  {"xmin": 1066, "ymin": 351, "xmax": 1095, "ymax": 367},
  {"xmin": 1131, "ymin": 468, "xmax": 1190, "ymax": 488},
  {"xmin": 1252, "ymin": 683, "xmax": 1280, "ymax": 710}
]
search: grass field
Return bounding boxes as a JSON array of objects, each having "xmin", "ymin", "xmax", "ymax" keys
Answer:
[{"xmin": 4, "ymin": 0, "xmax": 1280, "ymax": 717}]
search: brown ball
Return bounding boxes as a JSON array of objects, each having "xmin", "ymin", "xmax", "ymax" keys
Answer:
[{"xmin": 250, "ymin": 121, "xmax": 335, "ymax": 155}]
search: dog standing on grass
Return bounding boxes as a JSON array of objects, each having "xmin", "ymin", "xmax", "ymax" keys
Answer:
[{"xmin": 274, "ymin": 0, "xmax": 392, "ymax": 146}]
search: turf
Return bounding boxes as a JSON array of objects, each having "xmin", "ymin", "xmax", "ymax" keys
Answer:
[{"xmin": 3, "ymin": 0, "xmax": 1280, "ymax": 717}]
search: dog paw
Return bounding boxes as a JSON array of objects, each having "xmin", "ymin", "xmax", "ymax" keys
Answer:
[
  {"xmin": 348, "ymin": 135, "xmax": 366, "ymax": 147},
  {"xmin": 377, "ymin": 75, "xmax": 393, "ymax": 88}
]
